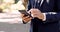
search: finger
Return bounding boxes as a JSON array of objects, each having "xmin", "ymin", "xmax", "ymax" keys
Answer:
[
  {"xmin": 23, "ymin": 17, "xmax": 32, "ymax": 22},
  {"xmin": 36, "ymin": 9, "xmax": 41, "ymax": 13},
  {"xmin": 28, "ymin": 9, "xmax": 38, "ymax": 14},
  {"xmin": 28, "ymin": 9, "xmax": 31, "ymax": 14},
  {"xmin": 31, "ymin": 14, "xmax": 37, "ymax": 18},
  {"xmin": 33, "ymin": 9, "xmax": 41, "ymax": 13},
  {"xmin": 28, "ymin": 9, "xmax": 34, "ymax": 14},
  {"xmin": 22, "ymin": 16, "xmax": 30, "ymax": 19},
  {"xmin": 21, "ymin": 13, "xmax": 25, "ymax": 17}
]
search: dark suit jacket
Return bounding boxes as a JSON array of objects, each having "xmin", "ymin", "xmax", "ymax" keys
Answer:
[{"xmin": 26, "ymin": 0, "xmax": 60, "ymax": 32}]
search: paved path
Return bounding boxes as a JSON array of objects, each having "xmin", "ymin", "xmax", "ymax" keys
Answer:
[
  {"xmin": 0, "ymin": 22, "xmax": 30, "ymax": 32},
  {"xmin": 0, "ymin": 13, "xmax": 30, "ymax": 32}
]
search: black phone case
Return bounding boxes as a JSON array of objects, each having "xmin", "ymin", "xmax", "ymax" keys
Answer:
[{"xmin": 19, "ymin": 10, "xmax": 31, "ymax": 16}]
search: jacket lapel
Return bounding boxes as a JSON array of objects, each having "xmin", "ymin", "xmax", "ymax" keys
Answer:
[{"xmin": 40, "ymin": 0, "xmax": 50, "ymax": 6}]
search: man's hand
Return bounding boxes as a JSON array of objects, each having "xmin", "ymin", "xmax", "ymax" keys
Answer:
[
  {"xmin": 21, "ymin": 14, "xmax": 32, "ymax": 23},
  {"xmin": 28, "ymin": 8, "xmax": 44, "ymax": 20}
]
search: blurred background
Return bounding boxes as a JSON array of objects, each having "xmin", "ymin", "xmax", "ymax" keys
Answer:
[
  {"xmin": 0, "ymin": 0, "xmax": 30, "ymax": 32},
  {"xmin": 0, "ymin": 0, "xmax": 28, "ymax": 13}
]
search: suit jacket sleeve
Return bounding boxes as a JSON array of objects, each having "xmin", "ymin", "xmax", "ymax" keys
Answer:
[{"xmin": 46, "ymin": 0, "xmax": 60, "ymax": 22}]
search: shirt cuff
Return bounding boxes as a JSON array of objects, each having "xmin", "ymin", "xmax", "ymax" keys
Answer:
[{"xmin": 42, "ymin": 13, "xmax": 46, "ymax": 21}]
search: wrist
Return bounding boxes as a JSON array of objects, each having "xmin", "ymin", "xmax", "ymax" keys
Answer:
[{"xmin": 38, "ymin": 13, "xmax": 46, "ymax": 21}]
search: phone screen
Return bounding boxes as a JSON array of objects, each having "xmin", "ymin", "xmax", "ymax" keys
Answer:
[{"xmin": 19, "ymin": 10, "xmax": 30, "ymax": 16}]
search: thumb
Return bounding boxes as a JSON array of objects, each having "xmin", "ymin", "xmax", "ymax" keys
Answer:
[
  {"xmin": 27, "ymin": 9, "xmax": 33, "ymax": 14},
  {"xmin": 27, "ymin": 10, "xmax": 31, "ymax": 14}
]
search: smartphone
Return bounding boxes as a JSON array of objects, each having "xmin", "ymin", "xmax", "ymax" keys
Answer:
[
  {"xmin": 19, "ymin": 10, "xmax": 33, "ymax": 24},
  {"xmin": 19, "ymin": 10, "xmax": 30, "ymax": 16}
]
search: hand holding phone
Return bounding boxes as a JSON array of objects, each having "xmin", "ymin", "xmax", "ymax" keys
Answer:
[{"xmin": 19, "ymin": 10, "xmax": 32, "ymax": 24}]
